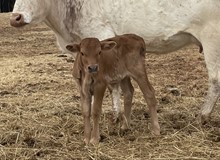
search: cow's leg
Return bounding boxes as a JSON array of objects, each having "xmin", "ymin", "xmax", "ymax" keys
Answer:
[
  {"xmin": 120, "ymin": 77, "xmax": 134, "ymax": 130},
  {"xmin": 90, "ymin": 83, "xmax": 106, "ymax": 144},
  {"xmin": 132, "ymin": 64, "xmax": 160, "ymax": 135},
  {"xmin": 199, "ymin": 38, "xmax": 220, "ymax": 123},
  {"xmin": 80, "ymin": 92, "xmax": 92, "ymax": 144},
  {"xmin": 201, "ymin": 78, "xmax": 220, "ymax": 123}
]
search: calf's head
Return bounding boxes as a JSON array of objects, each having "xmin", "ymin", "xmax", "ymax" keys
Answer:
[{"xmin": 66, "ymin": 38, "xmax": 117, "ymax": 73}]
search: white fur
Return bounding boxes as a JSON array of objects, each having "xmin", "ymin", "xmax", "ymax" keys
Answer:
[
  {"xmin": 111, "ymin": 85, "xmax": 121, "ymax": 116},
  {"xmin": 20, "ymin": 12, "xmax": 32, "ymax": 23}
]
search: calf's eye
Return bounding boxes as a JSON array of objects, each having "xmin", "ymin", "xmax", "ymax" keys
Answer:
[{"xmin": 80, "ymin": 52, "xmax": 84, "ymax": 56}]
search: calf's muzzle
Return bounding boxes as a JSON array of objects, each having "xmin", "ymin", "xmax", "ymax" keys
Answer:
[{"xmin": 88, "ymin": 64, "xmax": 99, "ymax": 73}]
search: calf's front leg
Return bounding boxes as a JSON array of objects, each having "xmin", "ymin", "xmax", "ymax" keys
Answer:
[
  {"xmin": 90, "ymin": 83, "xmax": 106, "ymax": 144},
  {"xmin": 80, "ymin": 92, "xmax": 92, "ymax": 144}
]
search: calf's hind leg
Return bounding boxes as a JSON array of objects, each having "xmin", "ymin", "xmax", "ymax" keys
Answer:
[
  {"xmin": 120, "ymin": 77, "xmax": 134, "ymax": 130},
  {"xmin": 132, "ymin": 66, "xmax": 160, "ymax": 135}
]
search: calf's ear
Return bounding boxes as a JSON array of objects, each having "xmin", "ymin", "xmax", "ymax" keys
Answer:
[
  {"xmin": 101, "ymin": 41, "xmax": 117, "ymax": 51},
  {"xmin": 66, "ymin": 44, "xmax": 80, "ymax": 52}
]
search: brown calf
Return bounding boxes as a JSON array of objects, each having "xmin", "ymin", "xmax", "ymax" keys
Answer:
[{"xmin": 66, "ymin": 34, "xmax": 160, "ymax": 144}]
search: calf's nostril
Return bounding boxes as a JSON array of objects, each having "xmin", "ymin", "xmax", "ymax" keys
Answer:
[
  {"xmin": 94, "ymin": 66, "xmax": 98, "ymax": 71},
  {"xmin": 88, "ymin": 66, "xmax": 93, "ymax": 73}
]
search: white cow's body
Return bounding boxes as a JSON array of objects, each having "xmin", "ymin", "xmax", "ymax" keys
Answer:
[{"xmin": 11, "ymin": 0, "xmax": 220, "ymax": 122}]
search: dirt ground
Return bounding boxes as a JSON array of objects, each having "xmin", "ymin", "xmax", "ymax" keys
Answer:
[{"xmin": 0, "ymin": 13, "xmax": 220, "ymax": 160}]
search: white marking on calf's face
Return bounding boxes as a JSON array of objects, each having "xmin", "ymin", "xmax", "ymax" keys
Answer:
[{"xmin": 12, "ymin": 0, "xmax": 50, "ymax": 24}]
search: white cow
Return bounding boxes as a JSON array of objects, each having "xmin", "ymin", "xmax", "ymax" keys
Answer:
[{"xmin": 10, "ymin": 0, "xmax": 220, "ymax": 124}]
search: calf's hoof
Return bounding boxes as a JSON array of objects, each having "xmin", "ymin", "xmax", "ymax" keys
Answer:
[
  {"xmin": 111, "ymin": 111, "xmax": 120, "ymax": 124},
  {"xmin": 152, "ymin": 130, "xmax": 160, "ymax": 136},
  {"xmin": 90, "ymin": 137, "xmax": 100, "ymax": 145},
  {"xmin": 200, "ymin": 114, "xmax": 210, "ymax": 125},
  {"xmin": 121, "ymin": 115, "xmax": 130, "ymax": 130},
  {"xmin": 152, "ymin": 124, "xmax": 160, "ymax": 136},
  {"xmin": 84, "ymin": 138, "xmax": 90, "ymax": 145},
  {"xmin": 121, "ymin": 124, "xmax": 129, "ymax": 131}
]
